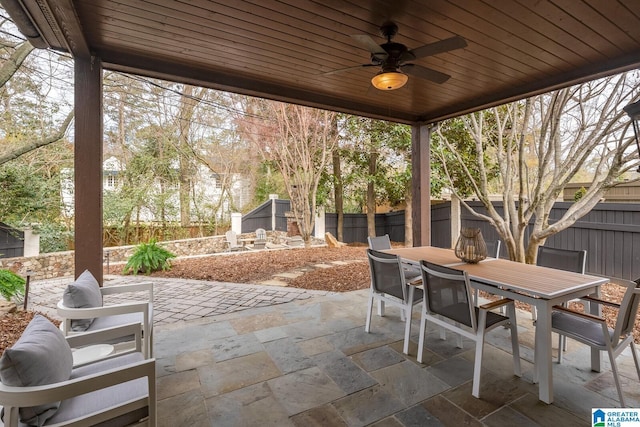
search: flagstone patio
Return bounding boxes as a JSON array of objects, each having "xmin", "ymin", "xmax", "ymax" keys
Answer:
[{"xmin": 151, "ymin": 289, "xmax": 640, "ymax": 426}]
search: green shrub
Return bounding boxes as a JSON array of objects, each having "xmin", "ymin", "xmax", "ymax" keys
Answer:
[
  {"xmin": 0, "ymin": 269, "xmax": 26, "ymax": 301},
  {"xmin": 123, "ymin": 239, "xmax": 176, "ymax": 275},
  {"xmin": 574, "ymin": 186, "xmax": 587, "ymax": 202}
]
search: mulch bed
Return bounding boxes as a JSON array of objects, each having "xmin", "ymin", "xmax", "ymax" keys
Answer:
[{"xmin": 1, "ymin": 311, "xmax": 60, "ymax": 355}]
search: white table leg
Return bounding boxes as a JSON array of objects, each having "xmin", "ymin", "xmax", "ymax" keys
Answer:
[
  {"xmin": 403, "ymin": 286, "xmax": 415, "ymax": 354},
  {"xmin": 534, "ymin": 301, "xmax": 553, "ymax": 404},
  {"xmin": 590, "ymin": 289, "xmax": 602, "ymax": 372}
]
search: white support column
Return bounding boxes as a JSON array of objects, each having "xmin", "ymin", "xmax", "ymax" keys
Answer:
[
  {"xmin": 22, "ymin": 228, "xmax": 40, "ymax": 257},
  {"xmin": 314, "ymin": 207, "xmax": 325, "ymax": 239},
  {"xmin": 231, "ymin": 212, "xmax": 242, "ymax": 234},
  {"xmin": 269, "ymin": 194, "xmax": 278, "ymax": 231}
]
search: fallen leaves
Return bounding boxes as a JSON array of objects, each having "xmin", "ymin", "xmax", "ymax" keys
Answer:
[{"xmin": 0, "ymin": 311, "xmax": 60, "ymax": 356}]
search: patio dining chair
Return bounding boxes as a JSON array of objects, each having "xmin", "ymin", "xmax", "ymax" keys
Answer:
[
  {"xmin": 367, "ymin": 234, "xmax": 421, "ymax": 282},
  {"xmin": 551, "ymin": 278, "xmax": 640, "ymax": 407},
  {"xmin": 365, "ymin": 249, "xmax": 423, "ymax": 355},
  {"xmin": 417, "ymin": 261, "xmax": 521, "ymax": 398},
  {"xmin": 531, "ymin": 247, "xmax": 587, "ymax": 352},
  {"xmin": 472, "ymin": 240, "xmax": 501, "ymax": 307}
]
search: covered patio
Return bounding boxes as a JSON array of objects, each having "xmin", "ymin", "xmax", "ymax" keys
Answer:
[
  {"xmin": 2, "ymin": 1, "xmax": 640, "ymax": 424},
  {"xmin": 2, "ymin": 0, "xmax": 639, "ymax": 284}
]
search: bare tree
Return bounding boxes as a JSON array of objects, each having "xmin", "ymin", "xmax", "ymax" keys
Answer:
[
  {"xmin": 434, "ymin": 73, "xmax": 640, "ymax": 263},
  {"xmin": 176, "ymin": 84, "xmax": 204, "ymax": 226},
  {"xmin": 0, "ymin": 38, "xmax": 74, "ymax": 165},
  {"xmin": 260, "ymin": 103, "xmax": 338, "ymax": 245}
]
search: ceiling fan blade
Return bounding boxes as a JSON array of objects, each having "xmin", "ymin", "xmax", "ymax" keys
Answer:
[
  {"xmin": 406, "ymin": 36, "xmax": 467, "ymax": 60},
  {"xmin": 322, "ymin": 63, "xmax": 377, "ymax": 76},
  {"xmin": 402, "ymin": 64, "xmax": 451, "ymax": 84},
  {"xmin": 351, "ymin": 34, "xmax": 388, "ymax": 56}
]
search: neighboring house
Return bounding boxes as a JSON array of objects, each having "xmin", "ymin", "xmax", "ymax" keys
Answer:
[
  {"xmin": 61, "ymin": 157, "xmax": 252, "ymax": 222},
  {"xmin": 197, "ymin": 170, "xmax": 252, "ymax": 221},
  {"xmin": 102, "ymin": 156, "xmax": 121, "ymax": 191}
]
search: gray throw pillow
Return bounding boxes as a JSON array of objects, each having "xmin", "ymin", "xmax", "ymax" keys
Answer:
[
  {"xmin": 62, "ymin": 269, "xmax": 103, "ymax": 331},
  {"xmin": 0, "ymin": 314, "xmax": 73, "ymax": 425}
]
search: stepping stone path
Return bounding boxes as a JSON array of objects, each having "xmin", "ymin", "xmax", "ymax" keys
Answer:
[{"xmin": 256, "ymin": 259, "xmax": 364, "ymax": 287}]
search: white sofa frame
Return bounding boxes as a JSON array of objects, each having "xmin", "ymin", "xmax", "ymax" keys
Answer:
[
  {"xmin": 0, "ymin": 323, "xmax": 156, "ymax": 426},
  {"xmin": 57, "ymin": 282, "xmax": 154, "ymax": 358}
]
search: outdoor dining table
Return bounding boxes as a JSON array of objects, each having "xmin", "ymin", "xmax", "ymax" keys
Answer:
[{"xmin": 383, "ymin": 245, "xmax": 609, "ymax": 404}]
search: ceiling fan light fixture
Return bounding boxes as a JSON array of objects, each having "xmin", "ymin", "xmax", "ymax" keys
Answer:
[{"xmin": 371, "ymin": 70, "xmax": 408, "ymax": 90}]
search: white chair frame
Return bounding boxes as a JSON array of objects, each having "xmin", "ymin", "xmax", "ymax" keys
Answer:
[
  {"xmin": 250, "ymin": 228, "xmax": 267, "ymax": 250},
  {"xmin": 57, "ymin": 281, "xmax": 154, "ymax": 358},
  {"xmin": 365, "ymin": 249, "xmax": 422, "ymax": 355},
  {"xmin": 418, "ymin": 261, "xmax": 521, "ymax": 398},
  {"xmin": 224, "ymin": 230, "xmax": 245, "ymax": 252},
  {"xmin": 0, "ymin": 323, "xmax": 156, "ymax": 427},
  {"xmin": 552, "ymin": 280, "xmax": 640, "ymax": 407}
]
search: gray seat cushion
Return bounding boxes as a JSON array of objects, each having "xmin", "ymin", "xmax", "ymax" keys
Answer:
[
  {"xmin": 46, "ymin": 352, "xmax": 148, "ymax": 427},
  {"xmin": 62, "ymin": 270, "xmax": 103, "ymax": 331},
  {"xmin": 552, "ymin": 311, "xmax": 614, "ymax": 347},
  {"xmin": 0, "ymin": 315, "xmax": 73, "ymax": 425}
]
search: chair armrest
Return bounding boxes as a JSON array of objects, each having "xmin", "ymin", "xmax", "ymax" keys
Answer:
[
  {"xmin": 0, "ymin": 358, "xmax": 155, "ymax": 408},
  {"xmin": 479, "ymin": 298, "xmax": 513, "ymax": 311},
  {"xmin": 580, "ymin": 295, "xmax": 621, "ymax": 309},
  {"xmin": 100, "ymin": 282, "xmax": 153, "ymax": 301},
  {"xmin": 57, "ymin": 300, "xmax": 150, "ymax": 320},
  {"xmin": 65, "ymin": 323, "xmax": 142, "ymax": 352},
  {"xmin": 553, "ymin": 305, "xmax": 606, "ymax": 323}
]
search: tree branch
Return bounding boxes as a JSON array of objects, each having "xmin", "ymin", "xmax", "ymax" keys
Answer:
[{"xmin": 0, "ymin": 109, "xmax": 74, "ymax": 165}]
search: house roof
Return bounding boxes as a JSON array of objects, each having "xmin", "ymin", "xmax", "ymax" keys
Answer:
[{"xmin": 3, "ymin": 0, "xmax": 640, "ymax": 124}]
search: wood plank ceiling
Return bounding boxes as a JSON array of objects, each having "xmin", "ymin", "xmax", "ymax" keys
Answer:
[{"xmin": 5, "ymin": 0, "xmax": 640, "ymax": 124}]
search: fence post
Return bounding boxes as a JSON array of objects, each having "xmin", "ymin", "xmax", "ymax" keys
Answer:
[
  {"xmin": 450, "ymin": 195, "xmax": 461, "ymax": 248},
  {"xmin": 231, "ymin": 212, "xmax": 242, "ymax": 234},
  {"xmin": 314, "ymin": 207, "xmax": 325, "ymax": 239},
  {"xmin": 23, "ymin": 228, "xmax": 40, "ymax": 257},
  {"xmin": 269, "ymin": 194, "xmax": 278, "ymax": 231}
]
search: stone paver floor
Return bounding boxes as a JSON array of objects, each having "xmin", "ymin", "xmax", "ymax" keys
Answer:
[
  {"xmin": 27, "ymin": 274, "xmax": 333, "ymax": 325},
  {"xmin": 23, "ymin": 270, "xmax": 640, "ymax": 426},
  {"xmin": 152, "ymin": 291, "xmax": 640, "ymax": 426}
]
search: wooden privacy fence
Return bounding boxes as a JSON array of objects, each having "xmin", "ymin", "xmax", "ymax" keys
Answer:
[
  {"xmin": 243, "ymin": 199, "xmax": 640, "ymax": 281},
  {"xmin": 439, "ymin": 200, "xmax": 640, "ymax": 282},
  {"xmin": 241, "ymin": 198, "xmax": 406, "ymax": 243}
]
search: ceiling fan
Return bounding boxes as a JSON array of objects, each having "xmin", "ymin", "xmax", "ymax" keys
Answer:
[{"xmin": 326, "ymin": 22, "xmax": 467, "ymax": 91}]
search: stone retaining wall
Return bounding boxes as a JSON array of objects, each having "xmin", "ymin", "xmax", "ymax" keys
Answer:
[{"xmin": 0, "ymin": 231, "xmax": 322, "ymax": 280}]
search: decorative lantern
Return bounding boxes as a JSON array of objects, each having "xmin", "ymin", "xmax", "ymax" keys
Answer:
[{"xmin": 454, "ymin": 227, "xmax": 488, "ymax": 263}]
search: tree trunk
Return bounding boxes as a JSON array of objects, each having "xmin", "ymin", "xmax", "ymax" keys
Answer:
[
  {"xmin": 332, "ymin": 148, "xmax": 344, "ymax": 241},
  {"xmin": 178, "ymin": 85, "xmax": 201, "ymax": 227},
  {"xmin": 404, "ymin": 187, "xmax": 413, "ymax": 246},
  {"xmin": 367, "ymin": 150, "xmax": 377, "ymax": 237}
]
